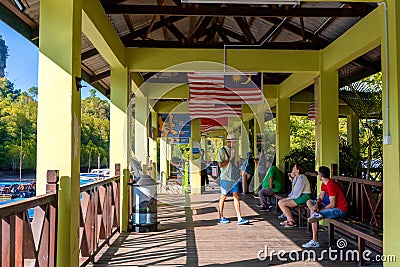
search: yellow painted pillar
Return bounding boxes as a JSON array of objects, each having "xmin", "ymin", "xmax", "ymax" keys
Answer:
[
  {"xmin": 36, "ymin": 0, "xmax": 82, "ymax": 265},
  {"xmin": 190, "ymin": 118, "xmax": 201, "ymax": 194},
  {"xmin": 110, "ymin": 67, "xmax": 129, "ymax": 232},
  {"xmin": 276, "ymin": 98, "xmax": 290, "ymax": 172},
  {"xmin": 149, "ymin": 111, "xmax": 158, "ymax": 178},
  {"xmin": 347, "ymin": 110, "xmax": 360, "ymax": 164},
  {"xmin": 159, "ymin": 138, "xmax": 168, "ymax": 187},
  {"xmin": 315, "ymin": 71, "xmax": 339, "ymax": 169},
  {"xmin": 134, "ymin": 96, "xmax": 149, "ymax": 166},
  {"xmin": 240, "ymin": 121, "xmax": 250, "ymax": 159},
  {"xmin": 252, "ymin": 105, "xmax": 264, "ymax": 154},
  {"xmin": 383, "ymin": 0, "xmax": 400, "ymax": 263}
]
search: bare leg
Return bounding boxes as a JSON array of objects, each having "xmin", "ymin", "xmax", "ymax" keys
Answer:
[
  {"xmin": 232, "ymin": 192, "xmax": 242, "ymax": 220},
  {"xmin": 241, "ymin": 173, "xmax": 248, "ymax": 193},
  {"xmin": 312, "ymin": 222, "xmax": 319, "ymax": 242},
  {"xmin": 218, "ymin": 194, "xmax": 227, "ymax": 218},
  {"xmin": 278, "ymin": 199, "xmax": 297, "ymax": 223}
]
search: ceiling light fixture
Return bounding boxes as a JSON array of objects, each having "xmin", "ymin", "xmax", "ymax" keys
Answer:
[{"xmin": 181, "ymin": 0, "xmax": 300, "ymax": 5}]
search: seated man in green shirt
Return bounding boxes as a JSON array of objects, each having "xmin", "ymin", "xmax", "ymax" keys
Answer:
[{"xmin": 257, "ymin": 159, "xmax": 282, "ymax": 211}]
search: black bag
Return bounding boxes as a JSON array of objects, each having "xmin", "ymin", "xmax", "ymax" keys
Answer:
[{"xmin": 223, "ymin": 147, "xmax": 241, "ymax": 181}]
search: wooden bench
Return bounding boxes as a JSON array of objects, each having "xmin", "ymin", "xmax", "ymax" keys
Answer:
[
  {"xmin": 274, "ymin": 193, "xmax": 308, "ymax": 227},
  {"xmin": 324, "ymin": 217, "xmax": 382, "ymax": 266}
]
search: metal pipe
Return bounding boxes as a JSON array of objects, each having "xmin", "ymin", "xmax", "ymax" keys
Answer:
[{"xmin": 378, "ymin": 2, "xmax": 391, "ymax": 144}]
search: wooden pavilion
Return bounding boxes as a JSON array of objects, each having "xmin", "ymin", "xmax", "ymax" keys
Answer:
[{"xmin": 0, "ymin": 0, "xmax": 398, "ymax": 266}]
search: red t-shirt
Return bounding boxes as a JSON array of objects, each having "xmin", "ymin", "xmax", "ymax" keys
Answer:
[{"xmin": 321, "ymin": 180, "xmax": 348, "ymax": 213}]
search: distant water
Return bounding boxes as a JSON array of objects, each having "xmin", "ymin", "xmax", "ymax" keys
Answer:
[{"xmin": 0, "ymin": 178, "xmax": 97, "ymax": 219}]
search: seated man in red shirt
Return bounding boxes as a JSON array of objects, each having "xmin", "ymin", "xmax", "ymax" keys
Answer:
[{"xmin": 302, "ymin": 166, "xmax": 348, "ymax": 248}]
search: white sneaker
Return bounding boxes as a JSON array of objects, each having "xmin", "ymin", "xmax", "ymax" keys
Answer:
[
  {"xmin": 308, "ymin": 212, "xmax": 324, "ymax": 223},
  {"xmin": 302, "ymin": 240, "xmax": 320, "ymax": 248}
]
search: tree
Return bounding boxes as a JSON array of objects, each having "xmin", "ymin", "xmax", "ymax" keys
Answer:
[
  {"xmin": 0, "ymin": 77, "xmax": 20, "ymax": 99},
  {"xmin": 0, "ymin": 36, "xmax": 8, "ymax": 77},
  {"xmin": 80, "ymin": 93, "xmax": 110, "ymax": 170}
]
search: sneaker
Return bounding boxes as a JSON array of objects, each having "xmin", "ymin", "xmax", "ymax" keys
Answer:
[
  {"xmin": 256, "ymin": 203, "xmax": 264, "ymax": 208},
  {"xmin": 308, "ymin": 213, "xmax": 324, "ymax": 223},
  {"xmin": 253, "ymin": 195, "xmax": 260, "ymax": 199},
  {"xmin": 237, "ymin": 218, "xmax": 249, "ymax": 225},
  {"xmin": 259, "ymin": 208, "xmax": 270, "ymax": 212},
  {"xmin": 267, "ymin": 205, "xmax": 274, "ymax": 209},
  {"xmin": 302, "ymin": 240, "xmax": 320, "ymax": 248},
  {"xmin": 277, "ymin": 213, "xmax": 287, "ymax": 220},
  {"xmin": 218, "ymin": 217, "xmax": 230, "ymax": 224}
]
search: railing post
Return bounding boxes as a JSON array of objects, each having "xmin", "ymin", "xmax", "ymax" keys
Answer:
[
  {"xmin": 47, "ymin": 170, "xmax": 59, "ymax": 267},
  {"xmin": 331, "ymin": 163, "xmax": 338, "ymax": 176},
  {"xmin": 115, "ymin": 163, "xmax": 120, "ymax": 176},
  {"xmin": 47, "ymin": 170, "xmax": 59, "ymax": 193}
]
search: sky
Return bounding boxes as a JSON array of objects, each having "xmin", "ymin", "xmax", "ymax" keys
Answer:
[{"xmin": 0, "ymin": 21, "xmax": 104, "ymax": 100}]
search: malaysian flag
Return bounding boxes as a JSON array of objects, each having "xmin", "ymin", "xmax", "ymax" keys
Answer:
[
  {"xmin": 188, "ymin": 100, "xmax": 242, "ymax": 119},
  {"xmin": 188, "ymin": 72, "xmax": 263, "ymax": 105},
  {"xmin": 201, "ymin": 118, "xmax": 227, "ymax": 133},
  {"xmin": 308, "ymin": 103, "xmax": 316, "ymax": 120}
]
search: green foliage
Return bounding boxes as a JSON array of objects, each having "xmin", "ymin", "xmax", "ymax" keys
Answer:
[
  {"xmin": 0, "ymin": 77, "xmax": 20, "ymax": 99},
  {"xmin": 0, "ymin": 87, "xmax": 37, "ymax": 170},
  {"xmin": 290, "ymin": 116, "xmax": 315, "ymax": 150},
  {"xmin": 80, "ymin": 92, "xmax": 110, "ymax": 170},
  {"xmin": 263, "ymin": 119, "xmax": 276, "ymax": 158},
  {"xmin": 0, "ymin": 77, "xmax": 110, "ymax": 172},
  {"xmin": 0, "ymin": 36, "xmax": 8, "ymax": 75}
]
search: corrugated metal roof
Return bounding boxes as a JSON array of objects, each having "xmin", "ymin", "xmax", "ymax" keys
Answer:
[{"xmin": 3, "ymin": 0, "xmax": 380, "ymax": 95}]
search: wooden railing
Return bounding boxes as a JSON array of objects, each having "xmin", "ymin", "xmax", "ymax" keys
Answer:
[
  {"xmin": 79, "ymin": 172, "xmax": 120, "ymax": 266},
  {"xmin": 0, "ymin": 170, "xmax": 58, "ymax": 267},
  {"xmin": 332, "ymin": 175, "xmax": 383, "ymax": 228}
]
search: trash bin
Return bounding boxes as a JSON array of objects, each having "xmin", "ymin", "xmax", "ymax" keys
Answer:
[{"xmin": 130, "ymin": 175, "xmax": 158, "ymax": 232}]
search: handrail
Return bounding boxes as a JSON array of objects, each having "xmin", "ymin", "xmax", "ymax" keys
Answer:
[
  {"xmin": 332, "ymin": 175, "xmax": 382, "ymax": 187},
  {"xmin": 79, "ymin": 170, "xmax": 121, "ymax": 267},
  {"xmin": 0, "ymin": 170, "xmax": 58, "ymax": 267},
  {"xmin": 0, "ymin": 193, "xmax": 56, "ymax": 217},
  {"xmin": 80, "ymin": 175, "xmax": 120, "ymax": 192}
]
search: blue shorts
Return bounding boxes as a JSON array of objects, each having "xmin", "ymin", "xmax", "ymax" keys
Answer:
[
  {"xmin": 220, "ymin": 180, "xmax": 239, "ymax": 195},
  {"xmin": 312, "ymin": 194, "xmax": 331, "ymax": 207},
  {"xmin": 319, "ymin": 208, "xmax": 346, "ymax": 219}
]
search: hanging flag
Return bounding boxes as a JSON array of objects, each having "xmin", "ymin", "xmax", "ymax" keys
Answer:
[
  {"xmin": 308, "ymin": 103, "xmax": 316, "ymax": 120},
  {"xmin": 200, "ymin": 118, "xmax": 228, "ymax": 133},
  {"xmin": 188, "ymin": 72, "xmax": 263, "ymax": 105},
  {"xmin": 188, "ymin": 100, "xmax": 242, "ymax": 119}
]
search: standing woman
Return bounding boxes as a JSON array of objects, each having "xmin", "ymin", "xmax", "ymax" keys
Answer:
[
  {"xmin": 241, "ymin": 152, "xmax": 255, "ymax": 194},
  {"xmin": 277, "ymin": 163, "xmax": 311, "ymax": 228}
]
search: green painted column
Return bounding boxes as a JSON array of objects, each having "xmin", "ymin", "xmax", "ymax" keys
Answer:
[
  {"xmin": 383, "ymin": 0, "xmax": 400, "ymax": 263},
  {"xmin": 36, "ymin": 0, "xmax": 82, "ymax": 265},
  {"xmin": 110, "ymin": 67, "xmax": 130, "ymax": 232},
  {"xmin": 347, "ymin": 110, "xmax": 360, "ymax": 171},
  {"xmin": 276, "ymin": 98, "xmax": 290, "ymax": 172},
  {"xmin": 149, "ymin": 111, "xmax": 158, "ymax": 178},
  {"xmin": 134, "ymin": 96, "xmax": 149, "ymax": 167},
  {"xmin": 159, "ymin": 138, "xmax": 168, "ymax": 188},
  {"xmin": 240, "ymin": 121, "xmax": 250, "ymax": 159},
  {"xmin": 190, "ymin": 118, "xmax": 202, "ymax": 194},
  {"xmin": 315, "ymin": 71, "xmax": 339, "ymax": 169}
]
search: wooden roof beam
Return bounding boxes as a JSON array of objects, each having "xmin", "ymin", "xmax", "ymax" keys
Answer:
[
  {"xmin": 105, "ymin": 5, "xmax": 372, "ymax": 17},
  {"xmin": 234, "ymin": 17, "xmax": 256, "ymax": 44}
]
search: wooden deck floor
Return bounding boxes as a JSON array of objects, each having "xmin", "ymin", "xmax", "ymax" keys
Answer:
[{"xmin": 90, "ymin": 191, "xmax": 382, "ymax": 267}]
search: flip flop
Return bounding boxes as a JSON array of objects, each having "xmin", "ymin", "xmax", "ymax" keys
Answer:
[{"xmin": 284, "ymin": 221, "xmax": 297, "ymax": 228}]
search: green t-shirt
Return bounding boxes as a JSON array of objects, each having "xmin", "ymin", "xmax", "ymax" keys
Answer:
[{"xmin": 261, "ymin": 166, "xmax": 282, "ymax": 193}]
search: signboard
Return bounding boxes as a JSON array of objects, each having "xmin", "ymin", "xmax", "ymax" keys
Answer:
[{"xmin": 158, "ymin": 114, "xmax": 191, "ymax": 144}]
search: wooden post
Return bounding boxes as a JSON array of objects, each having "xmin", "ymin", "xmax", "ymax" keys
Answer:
[
  {"xmin": 47, "ymin": 170, "xmax": 59, "ymax": 267},
  {"xmin": 331, "ymin": 163, "xmax": 338, "ymax": 176},
  {"xmin": 46, "ymin": 170, "xmax": 59, "ymax": 193},
  {"xmin": 115, "ymin": 163, "xmax": 120, "ymax": 176}
]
